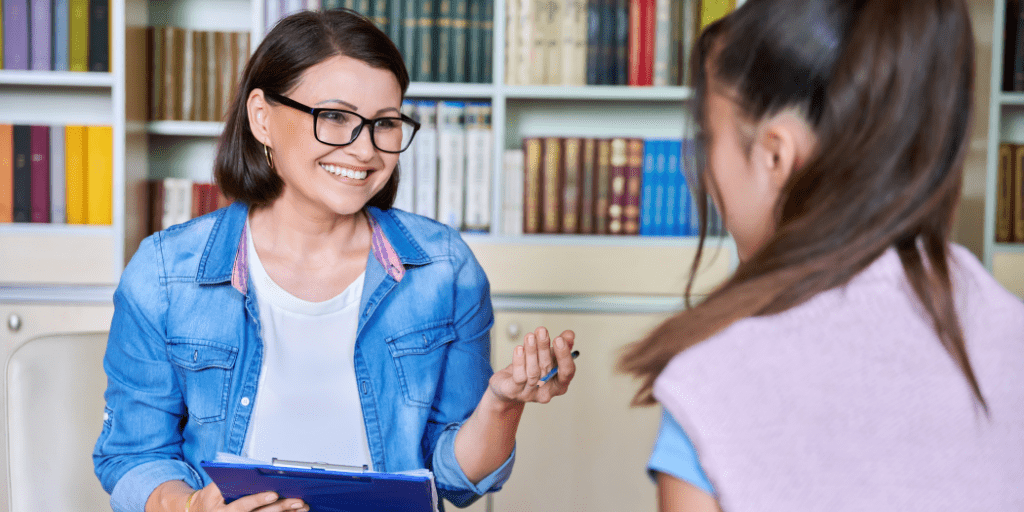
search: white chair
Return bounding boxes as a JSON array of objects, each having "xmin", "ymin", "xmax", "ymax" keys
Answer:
[{"xmin": 7, "ymin": 331, "xmax": 111, "ymax": 512}]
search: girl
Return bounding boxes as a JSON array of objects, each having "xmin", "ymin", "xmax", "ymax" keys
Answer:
[{"xmin": 622, "ymin": 0, "xmax": 1024, "ymax": 510}]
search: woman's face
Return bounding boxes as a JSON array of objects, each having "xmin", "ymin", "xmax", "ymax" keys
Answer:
[{"xmin": 259, "ymin": 54, "xmax": 402, "ymax": 217}]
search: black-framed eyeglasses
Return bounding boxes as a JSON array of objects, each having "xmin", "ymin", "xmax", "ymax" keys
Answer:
[{"xmin": 266, "ymin": 91, "xmax": 420, "ymax": 153}]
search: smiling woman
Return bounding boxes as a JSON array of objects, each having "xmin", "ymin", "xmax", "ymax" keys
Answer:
[{"xmin": 92, "ymin": 9, "xmax": 578, "ymax": 512}]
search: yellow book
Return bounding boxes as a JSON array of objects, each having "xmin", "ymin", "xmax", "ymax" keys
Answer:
[
  {"xmin": 699, "ymin": 0, "xmax": 735, "ymax": 30},
  {"xmin": 65, "ymin": 126, "xmax": 88, "ymax": 224},
  {"xmin": 85, "ymin": 126, "xmax": 112, "ymax": 225},
  {"xmin": 70, "ymin": 0, "xmax": 89, "ymax": 72},
  {"xmin": 0, "ymin": 125, "xmax": 12, "ymax": 223}
]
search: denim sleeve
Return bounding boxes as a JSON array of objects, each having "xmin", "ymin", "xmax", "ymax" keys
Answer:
[
  {"xmin": 93, "ymin": 235, "xmax": 204, "ymax": 512},
  {"xmin": 424, "ymin": 229, "xmax": 513, "ymax": 508},
  {"xmin": 647, "ymin": 408, "xmax": 715, "ymax": 496}
]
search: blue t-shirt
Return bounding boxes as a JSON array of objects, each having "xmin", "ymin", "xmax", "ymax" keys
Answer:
[{"xmin": 647, "ymin": 408, "xmax": 714, "ymax": 496}]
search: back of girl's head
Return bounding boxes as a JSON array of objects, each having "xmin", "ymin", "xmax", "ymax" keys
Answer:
[
  {"xmin": 215, "ymin": 9, "xmax": 409, "ymax": 208},
  {"xmin": 621, "ymin": 0, "xmax": 986, "ymax": 411}
]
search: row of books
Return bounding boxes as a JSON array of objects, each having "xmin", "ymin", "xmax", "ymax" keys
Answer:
[
  {"xmin": 996, "ymin": 143, "xmax": 1024, "ymax": 243},
  {"xmin": 503, "ymin": 137, "xmax": 724, "ymax": 236},
  {"xmin": 506, "ymin": 0, "xmax": 734, "ymax": 86},
  {"xmin": 147, "ymin": 180, "xmax": 232, "ymax": 235},
  {"xmin": 396, "ymin": 100, "xmax": 494, "ymax": 230},
  {"xmin": 266, "ymin": 0, "xmax": 494, "ymax": 84},
  {"xmin": 147, "ymin": 28, "xmax": 251, "ymax": 122},
  {"xmin": 1, "ymin": 0, "xmax": 110, "ymax": 71},
  {"xmin": 0, "ymin": 124, "xmax": 112, "ymax": 225}
]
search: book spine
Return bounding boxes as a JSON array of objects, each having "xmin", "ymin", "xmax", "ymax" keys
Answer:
[
  {"xmin": 614, "ymin": 0, "xmax": 627, "ymax": 84},
  {"xmin": 206, "ymin": 31, "xmax": 218, "ymax": 121},
  {"xmin": 176, "ymin": 178, "xmax": 192, "ymax": 226},
  {"xmin": 480, "ymin": 0, "xmax": 493, "ymax": 83},
  {"xmin": 627, "ymin": 0, "xmax": 640, "ymax": 85},
  {"xmin": 640, "ymin": 139, "xmax": 656, "ymax": 236},
  {"xmin": 529, "ymin": 0, "xmax": 546, "ymax": 84},
  {"xmin": 64, "ymin": 125, "xmax": 87, "ymax": 224},
  {"xmin": 668, "ymin": 0, "xmax": 680, "ymax": 85},
  {"xmin": 468, "ymin": 0, "xmax": 481, "ymax": 82},
  {"xmin": 30, "ymin": 0, "xmax": 51, "ymax": 70},
  {"xmin": 608, "ymin": 137, "xmax": 627, "ymax": 234},
  {"xmin": 654, "ymin": 139, "xmax": 667, "ymax": 234},
  {"xmin": 516, "ymin": 0, "xmax": 533, "ymax": 85},
  {"xmin": 595, "ymin": 138, "xmax": 611, "ymax": 233},
  {"xmin": 451, "ymin": 0, "xmax": 468, "ymax": 83},
  {"xmin": 49, "ymin": 125, "xmax": 65, "ymax": 223},
  {"xmin": 600, "ymin": 0, "xmax": 615, "ymax": 84},
  {"xmin": 85, "ymin": 125, "xmax": 112, "ymax": 225},
  {"xmin": 665, "ymin": 139, "xmax": 679, "ymax": 236},
  {"xmin": 652, "ymin": 0, "xmax": 669, "ymax": 86},
  {"xmin": 559, "ymin": 0, "xmax": 576, "ymax": 85},
  {"xmin": 561, "ymin": 137, "xmax": 581, "ymax": 232},
  {"xmin": 523, "ymin": 137, "xmax": 543, "ymax": 234},
  {"xmin": 216, "ymin": 32, "xmax": 232, "ymax": 121},
  {"xmin": 12, "ymin": 126, "xmax": 31, "ymax": 223},
  {"xmin": 416, "ymin": 0, "xmax": 434, "ymax": 81},
  {"xmin": 0, "ymin": 125, "xmax": 12, "ymax": 223},
  {"xmin": 541, "ymin": 137, "xmax": 562, "ymax": 233},
  {"xmin": 505, "ymin": 0, "xmax": 520, "ymax": 84},
  {"xmin": 147, "ymin": 179, "xmax": 163, "ymax": 235},
  {"xmin": 29, "ymin": 125, "xmax": 50, "ymax": 223},
  {"xmin": 196, "ymin": 31, "xmax": 210, "ymax": 121},
  {"xmin": 191, "ymin": 182, "xmax": 203, "ymax": 220},
  {"xmin": 585, "ymin": 0, "xmax": 600, "ymax": 84},
  {"xmin": 624, "ymin": 138, "xmax": 643, "ymax": 234},
  {"xmin": 69, "ymin": 0, "xmax": 88, "ymax": 71},
  {"xmin": 167, "ymin": 27, "xmax": 184, "ymax": 120},
  {"xmin": 413, "ymin": 101, "xmax": 439, "ymax": 219},
  {"xmin": 4, "ymin": 0, "xmax": 29, "ymax": 70},
  {"xmin": 1004, "ymin": 0, "xmax": 1019, "ymax": 91},
  {"xmin": 1015, "ymin": 0, "xmax": 1024, "ymax": 91},
  {"xmin": 544, "ymin": 0, "xmax": 560, "ymax": 84},
  {"xmin": 436, "ymin": 101, "xmax": 466, "ymax": 229},
  {"xmin": 148, "ymin": 27, "xmax": 161, "ymax": 119},
  {"xmin": 464, "ymin": 104, "xmax": 492, "ymax": 231},
  {"xmin": 698, "ymin": 0, "xmax": 733, "ymax": 31},
  {"xmin": 394, "ymin": 101, "xmax": 417, "ymax": 213},
  {"xmin": 402, "ymin": 0, "xmax": 418, "ymax": 74},
  {"xmin": 181, "ymin": 29, "xmax": 194, "ymax": 121},
  {"xmin": 1016, "ymin": 145, "xmax": 1024, "ymax": 242},
  {"xmin": 579, "ymin": 137, "xmax": 595, "ymax": 234},
  {"xmin": 87, "ymin": 0, "xmax": 108, "ymax": 71},
  {"xmin": 502, "ymin": 149, "xmax": 525, "ymax": 235},
  {"xmin": 998, "ymin": 143, "xmax": 1013, "ymax": 242},
  {"xmin": 436, "ymin": 0, "xmax": 452, "ymax": 82},
  {"xmin": 638, "ymin": 0, "xmax": 654, "ymax": 85}
]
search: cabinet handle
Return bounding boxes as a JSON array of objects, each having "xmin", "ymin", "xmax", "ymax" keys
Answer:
[
  {"xmin": 7, "ymin": 314, "xmax": 22, "ymax": 333},
  {"xmin": 506, "ymin": 322, "xmax": 521, "ymax": 342}
]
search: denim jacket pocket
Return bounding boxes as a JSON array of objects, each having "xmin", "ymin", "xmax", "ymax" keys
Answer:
[
  {"xmin": 167, "ymin": 340, "xmax": 238, "ymax": 424},
  {"xmin": 385, "ymin": 323, "xmax": 457, "ymax": 407}
]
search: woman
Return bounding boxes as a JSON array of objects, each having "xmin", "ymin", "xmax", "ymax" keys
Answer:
[
  {"xmin": 622, "ymin": 0, "xmax": 1024, "ymax": 510},
  {"xmin": 93, "ymin": 9, "xmax": 576, "ymax": 512}
]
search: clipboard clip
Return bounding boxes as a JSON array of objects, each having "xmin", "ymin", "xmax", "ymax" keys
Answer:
[{"xmin": 271, "ymin": 458, "xmax": 370, "ymax": 473}]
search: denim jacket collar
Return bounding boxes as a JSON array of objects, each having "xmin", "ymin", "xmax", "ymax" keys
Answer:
[{"xmin": 192, "ymin": 202, "xmax": 429, "ymax": 294}]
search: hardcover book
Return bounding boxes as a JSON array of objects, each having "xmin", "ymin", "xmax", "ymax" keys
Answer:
[
  {"xmin": 413, "ymin": 101, "xmax": 439, "ymax": 220},
  {"xmin": 29, "ymin": 125, "xmax": 50, "ymax": 223},
  {"xmin": 50, "ymin": 125, "xmax": 66, "ymax": 224},
  {"xmin": 88, "ymin": 0, "xmax": 109, "ymax": 71},
  {"xmin": 579, "ymin": 138, "xmax": 596, "ymax": 234},
  {"xmin": 85, "ymin": 125, "xmax": 112, "ymax": 225},
  {"xmin": 69, "ymin": 0, "xmax": 88, "ymax": 71},
  {"xmin": 0, "ymin": 125, "xmax": 13, "ymax": 223},
  {"xmin": 30, "ymin": 0, "xmax": 51, "ymax": 70},
  {"xmin": 541, "ymin": 137, "xmax": 562, "ymax": 233},
  {"xmin": 523, "ymin": 137, "xmax": 543, "ymax": 234},
  {"xmin": 64, "ymin": 126, "xmax": 87, "ymax": 224},
  {"xmin": 608, "ymin": 137, "xmax": 627, "ymax": 234},
  {"xmin": 464, "ymin": 102, "xmax": 492, "ymax": 231},
  {"xmin": 502, "ymin": 149, "xmax": 525, "ymax": 235},
  {"xmin": 594, "ymin": 138, "xmax": 611, "ymax": 233},
  {"xmin": 436, "ymin": 101, "xmax": 466, "ymax": 229},
  {"xmin": 4, "ymin": 0, "xmax": 30, "ymax": 70},
  {"xmin": 12, "ymin": 125, "xmax": 31, "ymax": 223},
  {"xmin": 624, "ymin": 138, "xmax": 643, "ymax": 234},
  {"xmin": 561, "ymin": 137, "xmax": 581, "ymax": 233}
]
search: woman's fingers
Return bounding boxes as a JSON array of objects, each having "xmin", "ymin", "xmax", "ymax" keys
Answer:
[
  {"xmin": 511, "ymin": 344, "xmax": 527, "ymax": 387},
  {"xmin": 524, "ymin": 332, "xmax": 541, "ymax": 387},
  {"xmin": 552, "ymin": 334, "xmax": 577, "ymax": 384},
  {"xmin": 535, "ymin": 327, "xmax": 554, "ymax": 381},
  {"xmin": 226, "ymin": 491, "xmax": 307, "ymax": 512}
]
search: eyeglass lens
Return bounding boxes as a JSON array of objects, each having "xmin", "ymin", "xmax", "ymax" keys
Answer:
[{"xmin": 315, "ymin": 110, "xmax": 416, "ymax": 152}]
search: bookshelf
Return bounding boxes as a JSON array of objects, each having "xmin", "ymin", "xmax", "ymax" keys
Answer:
[{"xmin": 985, "ymin": 0, "xmax": 1024, "ymax": 297}]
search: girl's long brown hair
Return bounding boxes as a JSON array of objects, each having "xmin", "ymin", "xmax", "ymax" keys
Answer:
[{"xmin": 619, "ymin": 0, "xmax": 987, "ymax": 411}]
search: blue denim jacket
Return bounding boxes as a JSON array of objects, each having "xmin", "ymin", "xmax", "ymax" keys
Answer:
[{"xmin": 93, "ymin": 202, "xmax": 513, "ymax": 512}]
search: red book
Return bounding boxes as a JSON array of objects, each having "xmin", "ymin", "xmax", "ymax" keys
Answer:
[
  {"xmin": 29, "ymin": 126, "xmax": 50, "ymax": 223},
  {"xmin": 624, "ymin": 138, "xmax": 644, "ymax": 234},
  {"xmin": 638, "ymin": 0, "xmax": 655, "ymax": 86},
  {"xmin": 205, "ymin": 183, "xmax": 220, "ymax": 215},
  {"xmin": 192, "ymin": 182, "xmax": 206, "ymax": 219},
  {"xmin": 628, "ymin": 0, "xmax": 641, "ymax": 85}
]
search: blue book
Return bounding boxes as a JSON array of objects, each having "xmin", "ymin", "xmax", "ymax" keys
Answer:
[
  {"xmin": 682, "ymin": 139, "xmax": 697, "ymax": 236},
  {"xmin": 52, "ymin": 0, "xmax": 70, "ymax": 71},
  {"xmin": 653, "ymin": 139, "xmax": 668, "ymax": 235},
  {"xmin": 640, "ymin": 139, "xmax": 656, "ymax": 236},
  {"xmin": 664, "ymin": 139, "xmax": 680, "ymax": 236}
]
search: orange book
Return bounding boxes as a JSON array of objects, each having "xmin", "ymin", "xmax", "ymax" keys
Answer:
[
  {"xmin": 65, "ymin": 126, "xmax": 88, "ymax": 224},
  {"xmin": 85, "ymin": 126, "xmax": 113, "ymax": 225},
  {"xmin": 542, "ymin": 137, "xmax": 563, "ymax": 233},
  {"xmin": 0, "ymin": 125, "xmax": 12, "ymax": 223},
  {"xmin": 523, "ymin": 138, "xmax": 544, "ymax": 234}
]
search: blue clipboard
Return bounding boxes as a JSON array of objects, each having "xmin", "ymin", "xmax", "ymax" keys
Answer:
[{"xmin": 201, "ymin": 459, "xmax": 437, "ymax": 512}]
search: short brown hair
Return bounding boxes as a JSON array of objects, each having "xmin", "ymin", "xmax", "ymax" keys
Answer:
[{"xmin": 214, "ymin": 9, "xmax": 410, "ymax": 209}]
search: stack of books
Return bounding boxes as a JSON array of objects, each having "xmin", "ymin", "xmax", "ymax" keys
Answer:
[
  {"xmin": 1, "ymin": 0, "xmax": 110, "ymax": 72},
  {"xmin": 265, "ymin": 0, "xmax": 494, "ymax": 84},
  {"xmin": 505, "ymin": 0, "xmax": 735, "ymax": 86},
  {"xmin": 502, "ymin": 137, "xmax": 724, "ymax": 237},
  {"xmin": 0, "ymin": 124, "xmax": 113, "ymax": 225},
  {"xmin": 147, "ymin": 28, "xmax": 251, "ymax": 122},
  {"xmin": 146, "ymin": 179, "xmax": 231, "ymax": 236}
]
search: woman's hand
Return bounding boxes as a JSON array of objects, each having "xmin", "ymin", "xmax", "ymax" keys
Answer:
[
  {"xmin": 488, "ymin": 326, "xmax": 577, "ymax": 404},
  {"xmin": 147, "ymin": 480, "xmax": 307, "ymax": 512}
]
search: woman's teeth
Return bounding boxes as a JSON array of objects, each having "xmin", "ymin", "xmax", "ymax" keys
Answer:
[{"xmin": 321, "ymin": 163, "xmax": 368, "ymax": 180}]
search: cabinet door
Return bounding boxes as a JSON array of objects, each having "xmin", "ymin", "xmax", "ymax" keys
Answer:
[
  {"xmin": 490, "ymin": 311, "xmax": 669, "ymax": 512},
  {"xmin": 0, "ymin": 303, "xmax": 114, "ymax": 512}
]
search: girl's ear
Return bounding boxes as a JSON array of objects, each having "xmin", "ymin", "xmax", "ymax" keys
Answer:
[
  {"xmin": 756, "ymin": 111, "xmax": 816, "ymax": 191},
  {"xmin": 247, "ymin": 88, "xmax": 272, "ymax": 147}
]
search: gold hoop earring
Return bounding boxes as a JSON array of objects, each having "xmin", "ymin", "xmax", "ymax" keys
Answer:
[{"xmin": 263, "ymin": 144, "xmax": 275, "ymax": 170}]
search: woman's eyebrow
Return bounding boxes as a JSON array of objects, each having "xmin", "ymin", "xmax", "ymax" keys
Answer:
[{"xmin": 313, "ymin": 99, "xmax": 400, "ymax": 117}]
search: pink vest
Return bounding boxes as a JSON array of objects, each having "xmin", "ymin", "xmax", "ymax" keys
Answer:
[{"xmin": 654, "ymin": 245, "xmax": 1024, "ymax": 511}]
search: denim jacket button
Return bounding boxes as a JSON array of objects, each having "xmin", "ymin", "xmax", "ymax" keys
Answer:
[{"xmin": 240, "ymin": 397, "xmax": 251, "ymax": 407}]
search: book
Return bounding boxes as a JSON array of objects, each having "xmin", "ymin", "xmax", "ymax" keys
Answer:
[
  {"xmin": 205, "ymin": 31, "xmax": 218, "ymax": 121},
  {"xmin": 628, "ymin": 0, "xmax": 640, "ymax": 85},
  {"xmin": 561, "ymin": 137, "xmax": 581, "ymax": 233},
  {"xmin": 608, "ymin": 137, "xmax": 627, "ymax": 234},
  {"xmin": 560, "ymin": 0, "xmax": 585, "ymax": 85},
  {"xmin": 579, "ymin": 137, "xmax": 595, "ymax": 233},
  {"xmin": 480, "ymin": 0, "xmax": 493, "ymax": 83},
  {"xmin": 30, "ymin": 0, "xmax": 51, "ymax": 70},
  {"xmin": 394, "ymin": 101, "xmax": 417, "ymax": 213},
  {"xmin": 181, "ymin": 29, "xmax": 194, "ymax": 121},
  {"xmin": 640, "ymin": 139, "xmax": 656, "ymax": 235},
  {"xmin": 12, "ymin": 126, "xmax": 31, "ymax": 223},
  {"xmin": 415, "ymin": 0, "xmax": 434, "ymax": 81},
  {"xmin": 1016, "ymin": 144, "xmax": 1024, "ymax": 242},
  {"xmin": 216, "ymin": 31, "xmax": 233, "ymax": 121},
  {"xmin": 147, "ymin": 179, "xmax": 165, "ymax": 234},
  {"xmin": 194, "ymin": 31, "xmax": 209, "ymax": 121},
  {"xmin": 541, "ymin": 137, "xmax": 561, "ymax": 233},
  {"xmin": 594, "ymin": 138, "xmax": 611, "ymax": 233},
  {"xmin": 402, "ymin": 0, "xmax": 417, "ymax": 80},
  {"xmin": 69, "ymin": 0, "xmax": 88, "ymax": 71},
  {"xmin": 1003, "ymin": 0, "xmax": 1021, "ymax": 91},
  {"xmin": 584, "ymin": 0, "xmax": 600, "ymax": 84},
  {"xmin": 464, "ymin": 102, "xmax": 492, "ymax": 231},
  {"xmin": 502, "ymin": 149, "xmax": 524, "ymax": 235},
  {"xmin": 669, "ymin": 0, "xmax": 681, "ymax": 85},
  {"xmin": 697, "ymin": 0, "xmax": 733, "ymax": 31},
  {"xmin": 1012, "ymin": 0, "xmax": 1024, "ymax": 91},
  {"xmin": 542, "ymin": 0, "xmax": 561, "ymax": 83},
  {"xmin": 29, "ymin": 125, "xmax": 50, "ymax": 223},
  {"xmin": 436, "ymin": 101, "xmax": 466, "ymax": 229},
  {"xmin": 638, "ymin": 0, "xmax": 655, "ymax": 86},
  {"xmin": 65, "ymin": 126, "xmax": 87, "ymax": 224},
  {"xmin": 450, "ymin": 0, "xmax": 468, "ymax": 83},
  {"xmin": 85, "ymin": 125, "xmax": 112, "ymax": 225},
  {"xmin": 436, "ymin": 0, "xmax": 453, "ymax": 82},
  {"xmin": 624, "ymin": 138, "xmax": 643, "ymax": 234},
  {"xmin": 468, "ymin": 0, "xmax": 482, "ymax": 82},
  {"xmin": 998, "ymin": 143, "xmax": 1014, "ymax": 243},
  {"xmin": 522, "ymin": 137, "xmax": 543, "ymax": 234},
  {"xmin": 413, "ymin": 101, "xmax": 438, "ymax": 219},
  {"xmin": 652, "ymin": 0, "xmax": 669, "ymax": 85},
  {"xmin": 88, "ymin": 0, "xmax": 109, "ymax": 71},
  {"xmin": 515, "ymin": 0, "xmax": 534, "ymax": 85},
  {"xmin": 613, "ymin": 0, "xmax": 627, "ymax": 84},
  {"xmin": 664, "ymin": 139, "xmax": 679, "ymax": 236},
  {"xmin": 4, "ymin": 0, "xmax": 29, "ymax": 70},
  {"xmin": 0, "ymin": 125, "xmax": 12, "ymax": 223}
]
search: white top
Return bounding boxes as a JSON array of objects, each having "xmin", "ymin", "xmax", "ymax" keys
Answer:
[{"xmin": 242, "ymin": 220, "xmax": 373, "ymax": 468}]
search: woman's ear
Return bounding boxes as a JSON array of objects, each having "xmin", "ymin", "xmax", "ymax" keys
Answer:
[
  {"xmin": 247, "ymin": 89, "xmax": 272, "ymax": 147},
  {"xmin": 756, "ymin": 111, "xmax": 815, "ymax": 190}
]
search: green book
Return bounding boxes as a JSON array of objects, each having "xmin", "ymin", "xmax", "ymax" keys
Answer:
[
  {"xmin": 416, "ymin": 0, "xmax": 434, "ymax": 81},
  {"xmin": 467, "ymin": 0, "xmax": 481, "ymax": 83},
  {"xmin": 402, "ymin": 0, "xmax": 418, "ymax": 76},
  {"xmin": 481, "ymin": 0, "xmax": 493, "ymax": 83},
  {"xmin": 323, "ymin": 0, "xmax": 344, "ymax": 9},
  {"xmin": 450, "ymin": 0, "xmax": 468, "ymax": 82},
  {"xmin": 435, "ymin": 0, "xmax": 452, "ymax": 82}
]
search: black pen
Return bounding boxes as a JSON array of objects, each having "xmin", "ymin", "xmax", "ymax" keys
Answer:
[{"xmin": 538, "ymin": 350, "xmax": 580, "ymax": 384}]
